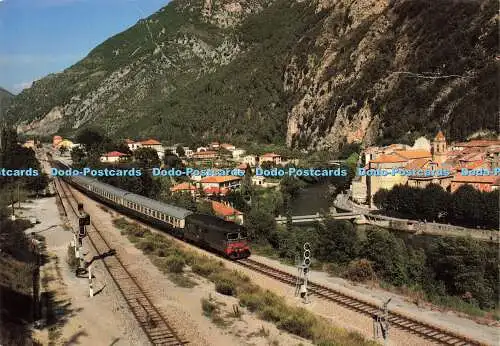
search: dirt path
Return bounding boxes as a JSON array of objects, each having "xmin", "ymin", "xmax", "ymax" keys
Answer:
[{"xmin": 20, "ymin": 197, "xmax": 150, "ymax": 345}]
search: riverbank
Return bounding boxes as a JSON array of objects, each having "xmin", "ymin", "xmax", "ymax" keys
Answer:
[{"xmin": 334, "ymin": 193, "xmax": 499, "ymax": 243}]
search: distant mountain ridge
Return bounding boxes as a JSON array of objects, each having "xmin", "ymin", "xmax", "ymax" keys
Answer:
[
  {"xmin": 6, "ymin": 0, "xmax": 499, "ymax": 150},
  {"xmin": 0, "ymin": 87, "xmax": 14, "ymax": 117}
]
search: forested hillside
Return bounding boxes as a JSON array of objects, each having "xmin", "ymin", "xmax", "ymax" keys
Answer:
[{"xmin": 6, "ymin": 0, "xmax": 498, "ymax": 149}]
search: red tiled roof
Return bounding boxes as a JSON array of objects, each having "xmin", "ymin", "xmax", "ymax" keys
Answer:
[
  {"xmin": 393, "ymin": 150, "xmax": 432, "ymax": 160},
  {"xmin": 211, "ymin": 201, "xmax": 242, "ymax": 216},
  {"xmin": 370, "ymin": 154, "xmax": 408, "ymax": 164},
  {"xmin": 140, "ymin": 139, "xmax": 161, "ymax": 145},
  {"xmin": 455, "ymin": 140, "xmax": 500, "ymax": 148},
  {"xmin": 451, "ymin": 173, "xmax": 497, "ymax": 184},
  {"xmin": 103, "ymin": 151, "xmax": 128, "ymax": 157},
  {"xmin": 261, "ymin": 153, "xmax": 281, "ymax": 158},
  {"xmin": 170, "ymin": 182, "xmax": 197, "ymax": 192},
  {"xmin": 200, "ymin": 176, "xmax": 241, "ymax": 184},
  {"xmin": 404, "ymin": 158, "xmax": 432, "ymax": 170}
]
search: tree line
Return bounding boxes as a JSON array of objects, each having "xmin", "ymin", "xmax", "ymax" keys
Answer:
[
  {"xmin": 373, "ymin": 183, "xmax": 499, "ymax": 229},
  {"xmin": 247, "ymin": 215, "xmax": 498, "ymax": 311}
]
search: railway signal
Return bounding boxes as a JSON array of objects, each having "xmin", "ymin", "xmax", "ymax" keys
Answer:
[
  {"xmin": 74, "ymin": 203, "xmax": 90, "ymax": 276},
  {"xmin": 295, "ymin": 242, "xmax": 311, "ymax": 304}
]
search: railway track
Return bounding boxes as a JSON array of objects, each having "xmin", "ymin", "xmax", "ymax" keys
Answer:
[
  {"xmin": 237, "ymin": 258, "xmax": 487, "ymax": 346},
  {"xmin": 54, "ymin": 178, "xmax": 187, "ymax": 346}
]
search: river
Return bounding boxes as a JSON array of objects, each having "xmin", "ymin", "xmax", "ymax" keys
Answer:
[{"xmin": 288, "ymin": 181, "xmax": 471, "ymax": 250}]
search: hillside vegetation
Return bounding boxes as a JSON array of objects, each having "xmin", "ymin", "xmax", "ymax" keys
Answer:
[{"xmin": 6, "ymin": 0, "xmax": 498, "ymax": 149}]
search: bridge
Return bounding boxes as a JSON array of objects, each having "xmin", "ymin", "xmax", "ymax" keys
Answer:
[{"xmin": 275, "ymin": 212, "xmax": 363, "ymax": 224}]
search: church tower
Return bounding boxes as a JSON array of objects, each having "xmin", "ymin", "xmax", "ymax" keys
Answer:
[{"xmin": 432, "ymin": 130, "xmax": 447, "ymax": 163}]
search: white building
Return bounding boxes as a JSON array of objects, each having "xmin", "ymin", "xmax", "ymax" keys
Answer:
[
  {"xmin": 232, "ymin": 149, "xmax": 246, "ymax": 159},
  {"xmin": 242, "ymin": 155, "xmax": 257, "ymax": 166},
  {"xmin": 100, "ymin": 151, "xmax": 129, "ymax": 163}
]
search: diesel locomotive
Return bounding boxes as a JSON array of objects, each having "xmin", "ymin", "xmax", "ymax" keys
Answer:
[{"xmin": 57, "ymin": 161, "xmax": 250, "ymax": 259}]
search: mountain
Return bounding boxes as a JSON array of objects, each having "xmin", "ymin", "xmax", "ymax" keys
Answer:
[
  {"xmin": 0, "ymin": 87, "xmax": 14, "ymax": 116},
  {"xmin": 6, "ymin": 0, "xmax": 498, "ymax": 150}
]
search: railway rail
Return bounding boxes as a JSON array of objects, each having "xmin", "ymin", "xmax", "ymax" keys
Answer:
[
  {"xmin": 47, "ymin": 156, "xmax": 490, "ymax": 346},
  {"xmin": 54, "ymin": 177, "xmax": 187, "ymax": 346},
  {"xmin": 237, "ymin": 258, "xmax": 487, "ymax": 346}
]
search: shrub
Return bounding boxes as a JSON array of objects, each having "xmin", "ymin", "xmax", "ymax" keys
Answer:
[
  {"xmin": 191, "ymin": 257, "xmax": 223, "ymax": 277},
  {"xmin": 213, "ymin": 275, "xmax": 237, "ymax": 296},
  {"xmin": 67, "ymin": 245, "xmax": 79, "ymax": 270},
  {"xmin": 277, "ymin": 309, "xmax": 315, "ymax": 339},
  {"xmin": 344, "ymin": 259, "xmax": 375, "ymax": 282},
  {"xmin": 165, "ymin": 255, "xmax": 185, "ymax": 273},
  {"xmin": 201, "ymin": 298, "xmax": 218, "ymax": 316},
  {"xmin": 137, "ymin": 240, "xmax": 155, "ymax": 254}
]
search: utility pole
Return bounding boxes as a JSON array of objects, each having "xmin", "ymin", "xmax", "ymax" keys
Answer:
[{"xmin": 373, "ymin": 298, "xmax": 391, "ymax": 345}]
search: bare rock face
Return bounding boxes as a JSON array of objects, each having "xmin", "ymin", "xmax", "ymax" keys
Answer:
[
  {"xmin": 17, "ymin": 106, "xmax": 64, "ymax": 135},
  {"xmin": 284, "ymin": 0, "xmax": 497, "ymax": 150}
]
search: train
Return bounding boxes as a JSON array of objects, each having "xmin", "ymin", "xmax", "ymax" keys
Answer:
[{"xmin": 55, "ymin": 161, "xmax": 250, "ymax": 259}]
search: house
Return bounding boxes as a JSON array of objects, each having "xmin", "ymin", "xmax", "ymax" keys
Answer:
[
  {"xmin": 55, "ymin": 139, "xmax": 75, "ymax": 150},
  {"xmin": 450, "ymin": 174, "xmax": 500, "ymax": 193},
  {"xmin": 140, "ymin": 139, "xmax": 163, "ymax": 151},
  {"xmin": 252, "ymin": 176, "xmax": 265, "ymax": 186},
  {"xmin": 139, "ymin": 139, "xmax": 164, "ymax": 160},
  {"xmin": 211, "ymin": 200, "xmax": 244, "ymax": 225},
  {"xmin": 125, "ymin": 139, "xmax": 142, "ymax": 151},
  {"xmin": 220, "ymin": 143, "xmax": 236, "ymax": 151},
  {"xmin": 209, "ymin": 142, "xmax": 220, "ymax": 150},
  {"xmin": 232, "ymin": 149, "xmax": 246, "ymax": 159},
  {"xmin": 200, "ymin": 175, "xmax": 241, "ymax": 191},
  {"xmin": 192, "ymin": 151, "xmax": 217, "ymax": 160},
  {"xmin": 196, "ymin": 146, "xmax": 209, "ymax": 152},
  {"xmin": 53, "ymin": 136, "xmax": 63, "ymax": 147},
  {"xmin": 22, "ymin": 140, "xmax": 36, "ymax": 149},
  {"xmin": 260, "ymin": 153, "xmax": 282, "ymax": 165},
  {"xmin": 242, "ymin": 155, "xmax": 257, "ymax": 167},
  {"xmin": 170, "ymin": 182, "xmax": 197, "ymax": 196},
  {"xmin": 100, "ymin": 151, "xmax": 130, "ymax": 163}
]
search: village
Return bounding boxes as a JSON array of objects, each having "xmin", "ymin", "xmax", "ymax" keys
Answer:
[
  {"xmin": 350, "ymin": 131, "xmax": 500, "ymax": 208},
  {"xmin": 22, "ymin": 135, "xmax": 296, "ymax": 226},
  {"xmin": 20, "ymin": 130, "xmax": 500, "ymax": 230}
]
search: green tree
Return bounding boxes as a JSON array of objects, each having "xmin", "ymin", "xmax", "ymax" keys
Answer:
[
  {"xmin": 316, "ymin": 218, "xmax": 357, "ymax": 264},
  {"xmin": 419, "ymin": 184, "xmax": 450, "ymax": 222},
  {"xmin": 70, "ymin": 147, "xmax": 86, "ymax": 168},
  {"xmin": 25, "ymin": 173, "xmax": 49, "ymax": 197},
  {"xmin": 197, "ymin": 200, "xmax": 214, "ymax": 215},
  {"xmin": 360, "ymin": 229, "xmax": 408, "ymax": 286},
  {"xmin": 245, "ymin": 208, "xmax": 277, "ymax": 242},
  {"xmin": 164, "ymin": 150, "xmax": 183, "ymax": 168},
  {"xmin": 426, "ymin": 237, "xmax": 495, "ymax": 308},
  {"xmin": 134, "ymin": 147, "xmax": 160, "ymax": 169},
  {"xmin": 176, "ymin": 145, "xmax": 185, "ymax": 157},
  {"xmin": 75, "ymin": 128, "xmax": 104, "ymax": 153}
]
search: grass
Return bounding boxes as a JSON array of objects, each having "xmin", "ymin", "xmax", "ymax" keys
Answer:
[
  {"xmin": 113, "ymin": 217, "xmax": 376, "ymax": 345},
  {"xmin": 66, "ymin": 245, "xmax": 79, "ymax": 270},
  {"xmin": 201, "ymin": 296, "xmax": 230, "ymax": 327}
]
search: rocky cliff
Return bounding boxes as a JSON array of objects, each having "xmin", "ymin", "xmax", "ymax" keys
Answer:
[{"xmin": 6, "ymin": 0, "xmax": 498, "ymax": 150}]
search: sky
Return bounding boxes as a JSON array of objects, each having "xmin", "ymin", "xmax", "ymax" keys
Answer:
[{"xmin": 0, "ymin": 0, "xmax": 169, "ymax": 94}]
